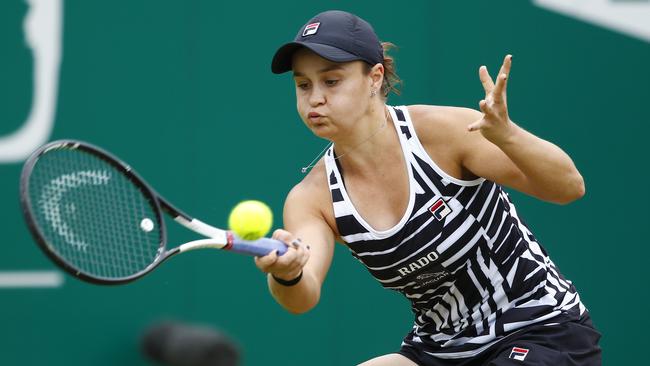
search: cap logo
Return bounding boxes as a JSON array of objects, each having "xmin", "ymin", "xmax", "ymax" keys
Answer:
[{"xmin": 302, "ymin": 22, "xmax": 320, "ymax": 37}]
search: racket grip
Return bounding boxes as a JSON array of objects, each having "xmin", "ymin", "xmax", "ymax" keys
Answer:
[{"xmin": 229, "ymin": 237, "xmax": 288, "ymax": 257}]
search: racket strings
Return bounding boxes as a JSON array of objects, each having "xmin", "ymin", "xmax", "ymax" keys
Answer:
[{"xmin": 28, "ymin": 148, "xmax": 163, "ymax": 280}]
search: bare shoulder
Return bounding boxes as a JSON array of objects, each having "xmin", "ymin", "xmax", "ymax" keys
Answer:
[
  {"xmin": 406, "ymin": 104, "xmax": 482, "ymax": 145},
  {"xmin": 284, "ymin": 159, "xmax": 339, "ymax": 236},
  {"xmin": 286, "ymin": 160, "xmax": 330, "ymax": 207},
  {"xmin": 403, "ymin": 105, "xmax": 485, "ymax": 180}
]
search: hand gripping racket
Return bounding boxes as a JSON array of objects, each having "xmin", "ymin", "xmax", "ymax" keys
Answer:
[{"xmin": 19, "ymin": 140, "xmax": 287, "ymax": 285}]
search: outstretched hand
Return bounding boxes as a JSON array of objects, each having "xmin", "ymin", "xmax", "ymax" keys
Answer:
[{"xmin": 467, "ymin": 54, "xmax": 515, "ymax": 145}]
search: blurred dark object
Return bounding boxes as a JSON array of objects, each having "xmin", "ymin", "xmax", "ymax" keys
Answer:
[{"xmin": 141, "ymin": 321, "xmax": 241, "ymax": 366}]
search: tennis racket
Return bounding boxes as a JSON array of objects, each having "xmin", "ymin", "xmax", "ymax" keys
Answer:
[{"xmin": 19, "ymin": 139, "xmax": 287, "ymax": 285}]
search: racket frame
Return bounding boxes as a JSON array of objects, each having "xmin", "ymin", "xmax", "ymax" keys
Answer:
[{"xmin": 19, "ymin": 140, "xmax": 272, "ymax": 285}]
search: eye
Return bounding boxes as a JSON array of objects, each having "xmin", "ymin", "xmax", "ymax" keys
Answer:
[
  {"xmin": 325, "ymin": 79, "xmax": 339, "ymax": 86},
  {"xmin": 296, "ymin": 82, "xmax": 310, "ymax": 90}
]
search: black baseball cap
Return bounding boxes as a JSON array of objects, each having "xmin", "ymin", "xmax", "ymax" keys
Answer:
[{"xmin": 271, "ymin": 10, "xmax": 383, "ymax": 74}]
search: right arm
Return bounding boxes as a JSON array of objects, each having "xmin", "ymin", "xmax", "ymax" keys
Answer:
[{"xmin": 254, "ymin": 180, "xmax": 336, "ymax": 314}]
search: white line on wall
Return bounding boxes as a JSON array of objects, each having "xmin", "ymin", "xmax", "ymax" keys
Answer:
[{"xmin": 0, "ymin": 271, "xmax": 64, "ymax": 288}]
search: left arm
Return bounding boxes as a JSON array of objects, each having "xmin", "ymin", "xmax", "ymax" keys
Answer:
[{"xmin": 463, "ymin": 55, "xmax": 585, "ymax": 204}]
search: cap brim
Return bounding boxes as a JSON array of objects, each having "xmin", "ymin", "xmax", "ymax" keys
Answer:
[{"xmin": 271, "ymin": 42, "xmax": 361, "ymax": 74}]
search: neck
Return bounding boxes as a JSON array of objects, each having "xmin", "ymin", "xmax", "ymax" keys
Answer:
[{"xmin": 333, "ymin": 102, "xmax": 397, "ymax": 171}]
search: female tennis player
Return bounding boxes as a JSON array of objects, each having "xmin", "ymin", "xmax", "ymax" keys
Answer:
[{"xmin": 256, "ymin": 10, "xmax": 601, "ymax": 366}]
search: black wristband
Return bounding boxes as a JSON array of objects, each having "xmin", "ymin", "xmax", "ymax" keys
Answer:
[{"xmin": 272, "ymin": 271, "xmax": 303, "ymax": 286}]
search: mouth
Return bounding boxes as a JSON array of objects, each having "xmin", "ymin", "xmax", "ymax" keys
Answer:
[{"xmin": 307, "ymin": 112, "xmax": 323, "ymax": 124}]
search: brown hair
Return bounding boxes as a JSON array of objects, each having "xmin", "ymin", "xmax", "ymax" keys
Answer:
[{"xmin": 365, "ymin": 42, "xmax": 402, "ymax": 98}]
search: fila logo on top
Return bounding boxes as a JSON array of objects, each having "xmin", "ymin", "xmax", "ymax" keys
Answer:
[
  {"xmin": 509, "ymin": 347, "xmax": 530, "ymax": 361},
  {"xmin": 302, "ymin": 22, "xmax": 320, "ymax": 36},
  {"xmin": 429, "ymin": 198, "xmax": 451, "ymax": 221}
]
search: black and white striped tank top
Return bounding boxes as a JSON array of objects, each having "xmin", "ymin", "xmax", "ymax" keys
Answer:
[{"xmin": 324, "ymin": 106, "xmax": 585, "ymax": 358}]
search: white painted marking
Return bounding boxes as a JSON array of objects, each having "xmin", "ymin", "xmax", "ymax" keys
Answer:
[
  {"xmin": 0, "ymin": 0, "xmax": 63, "ymax": 162},
  {"xmin": 0, "ymin": 271, "xmax": 64, "ymax": 288},
  {"xmin": 534, "ymin": 0, "xmax": 650, "ymax": 43}
]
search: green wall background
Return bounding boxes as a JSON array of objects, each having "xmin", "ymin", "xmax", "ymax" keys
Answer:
[{"xmin": 1, "ymin": 1, "xmax": 648, "ymax": 365}]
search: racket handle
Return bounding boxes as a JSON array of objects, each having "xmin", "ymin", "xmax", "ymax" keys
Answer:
[{"xmin": 229, "ymin": 237, "xmax": 288, "ymax": 257}]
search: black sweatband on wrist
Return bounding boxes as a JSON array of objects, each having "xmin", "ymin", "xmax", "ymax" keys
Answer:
[{"xmin": 272, "ymin": 271, "xmax": 303, "ymax": 286}]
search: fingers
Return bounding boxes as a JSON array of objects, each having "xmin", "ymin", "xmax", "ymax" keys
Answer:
[
  {"xmin": 478, "ymin": 65, "xmax": 494, "ymax": 95},
  {"xmin": 255, "ymin": 229, "xmax": 310, "ymax": 280},
  {"xmin": 496, "ymin": 54, "xmax": 512, "ymax": 81},
  {"xmin": 275, "ymin": 239, "xmax": 310, "ymax": 276},
  {"xmin": 479, "ymin": 55, "xmax": 512, "ymax": 99},
  {"xmin": 493, "ymin": 54, "xmax": 512, "ymax": 100},
  {"xmin": 471, "ymin": 55, "xmax": 513, "ymax": 134},
  {"xmin": 467, "ymin": 99, "xmax": 491, "ymax": 131},
  {"xmin": 478, "ymin": 99, "xmax": 489, "ymax": 115},
  {"xmin": 254, "ymin": 249, "xmax": 278, "ymax": 270},
  {"xmin": 476, "ymin": 95, "xmax": 500, "ymax": 118},
  {"xmin": 467, "ymin": 114, "xmax": 486, "ymax": 132},
  {"xmin": 272, "ymin": 228, "xmax": 292, "ymax": 242}
]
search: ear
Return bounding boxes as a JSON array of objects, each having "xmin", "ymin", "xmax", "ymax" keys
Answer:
[{"xmin": 369, "ymin": 63, "xmax": 385, "ymax": 91}]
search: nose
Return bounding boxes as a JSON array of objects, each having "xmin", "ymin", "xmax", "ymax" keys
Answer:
[{"xmin": 308, "ymin": 85, "xmax": 325, "ymax": 107}]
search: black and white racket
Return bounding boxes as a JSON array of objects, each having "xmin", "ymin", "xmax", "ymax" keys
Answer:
[{"xmin": 19, "ymin": 140, "xmax": 287, "ymax": 285}]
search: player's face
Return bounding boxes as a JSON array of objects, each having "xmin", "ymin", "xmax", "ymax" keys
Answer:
[{"xmin": 292, "ymin": 49, "xmax": 374, "ymax": 139}]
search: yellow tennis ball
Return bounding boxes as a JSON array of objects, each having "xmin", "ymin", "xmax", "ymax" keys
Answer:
[{"xmin": 228, "ymin": 200, "xmax": 273, "ymax": 241}]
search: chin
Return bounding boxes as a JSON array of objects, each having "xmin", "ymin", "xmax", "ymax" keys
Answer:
[
  {"xmin": 311, "ymin": 128, "xmax": 334, "ymax": 140},
  {"xmin": 309, "ymin": 125, "xmax": 335, "ymax": 140}
]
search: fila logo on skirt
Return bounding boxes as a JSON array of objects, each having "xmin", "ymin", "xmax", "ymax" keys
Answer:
[
  {"xmin": 509, "ymin": 347, "xmax": 529, "ymax": 361},
  {"xmin": 429, "ymin": 198, "xmax": 451, "ymax": 221}
]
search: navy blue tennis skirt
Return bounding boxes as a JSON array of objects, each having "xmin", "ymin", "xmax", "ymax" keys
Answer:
[{"xmin": 399, "ymin": 313, "xmax": 602, "ymax": 366}]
